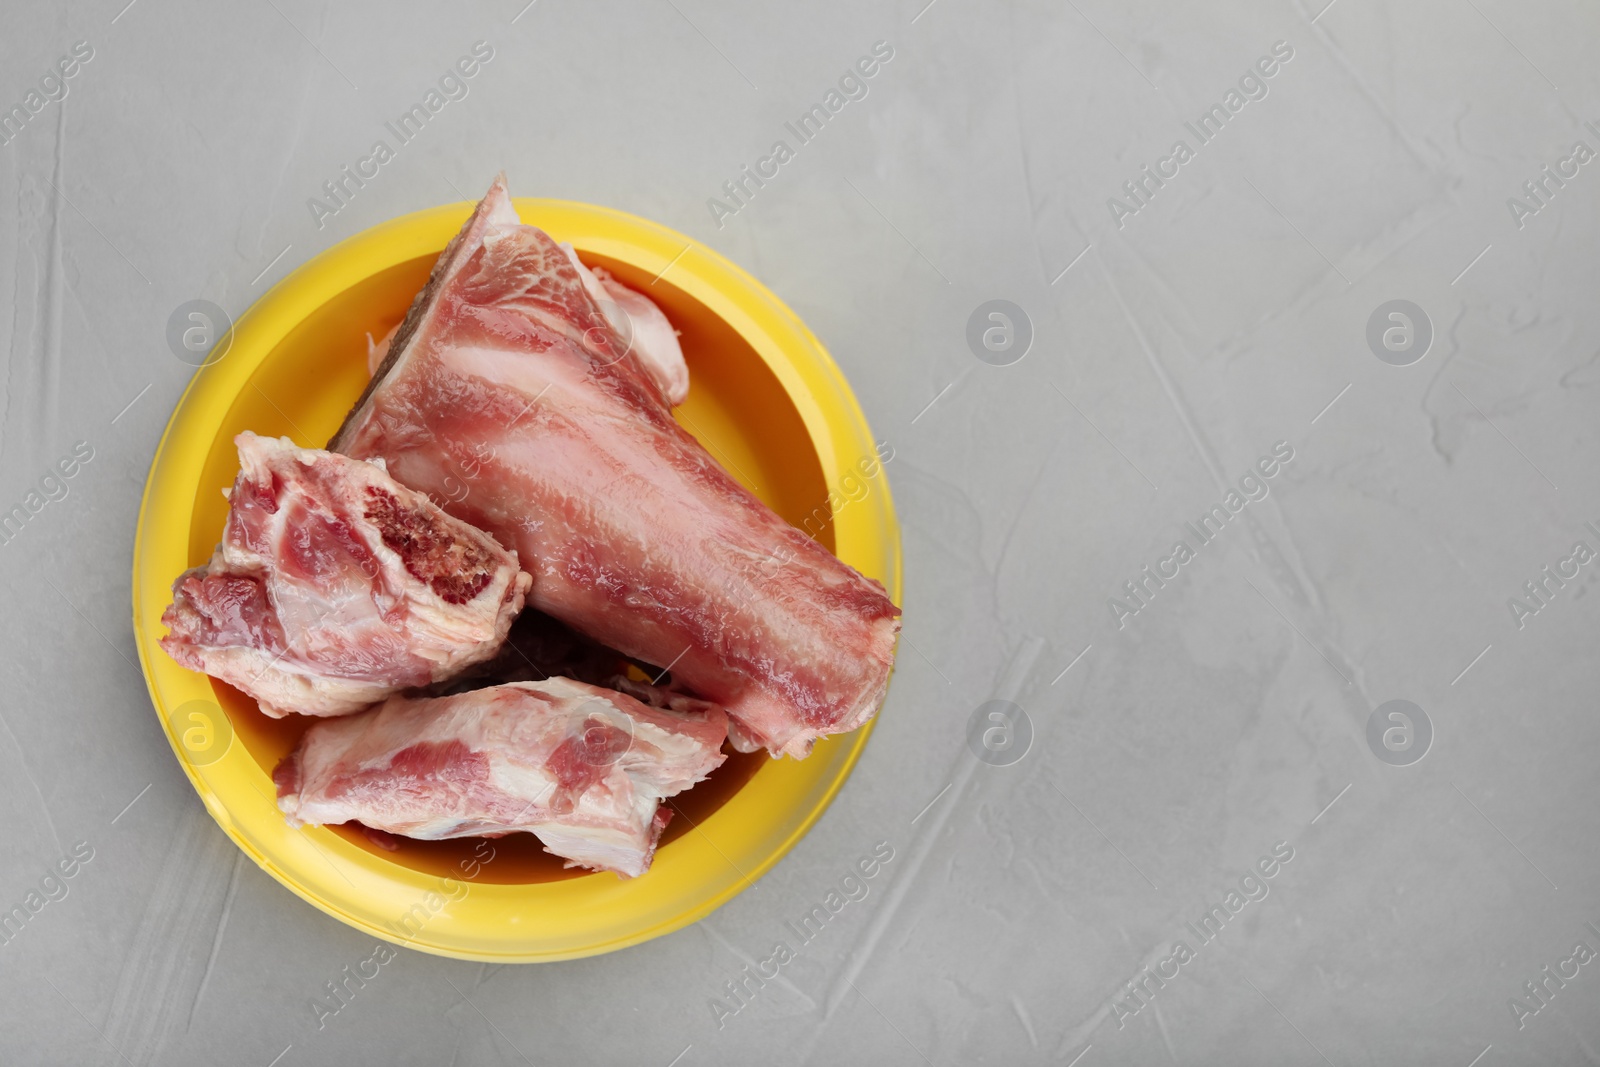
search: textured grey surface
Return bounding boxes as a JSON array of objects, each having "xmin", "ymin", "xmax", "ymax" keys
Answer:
[{"xmin": 3, "ymin": 0, "xmax": 1600, "ymax": 1063}]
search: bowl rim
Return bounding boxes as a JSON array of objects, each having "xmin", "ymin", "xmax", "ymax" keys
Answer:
[{"xmin": 131, "ymin": 196, "xmax": 902, "ymax": 962}]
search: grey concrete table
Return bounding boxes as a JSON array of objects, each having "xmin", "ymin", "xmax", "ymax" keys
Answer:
[{"xmin": 3, "ymin": 0, "xmax": 1599, "ymax": 1063}]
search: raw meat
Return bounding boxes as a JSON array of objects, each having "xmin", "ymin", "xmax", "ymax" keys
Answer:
[
  {"xmin": 161, "ymin": 432, "xmax": 530, "ymax": 718},
  {"xmin": 560, "ymin": 242, "xmax": 689, "ymax": 405},
  {"xmin": 273, "ymin": 677, "xmax": 728, "ymax": 877},
  {"xmin": 330, "ymin": 176, "xmax": 901, "ymax": 758}
]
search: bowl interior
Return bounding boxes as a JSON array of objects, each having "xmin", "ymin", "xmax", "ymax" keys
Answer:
[{"xmin": 184, "ymin": 248, "xmax": 831, "ymax": 885}]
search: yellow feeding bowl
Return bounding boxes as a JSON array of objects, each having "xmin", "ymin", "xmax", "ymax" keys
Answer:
[{"xmin": 131, "ymin": 198, "xmax": 901, "ymax": 962}]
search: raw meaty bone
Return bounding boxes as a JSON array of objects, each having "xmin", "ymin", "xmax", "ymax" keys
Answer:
[
  {"xmin": 330, "ymin": 176, "xmax": 902, "ymax": 758},
  {"xmin": 273, "ymin": 677, "xmax": 728, "ymax": 877},
  {"xmin": 161, "ymin": 432, "xmax": 531, "ymax": 718}
]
